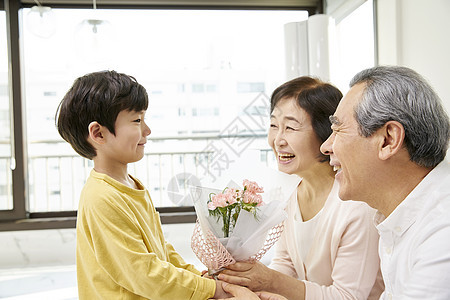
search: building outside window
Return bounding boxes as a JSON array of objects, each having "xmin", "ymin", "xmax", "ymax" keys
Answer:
[{"xmin": 20, "ymin": 8, "xmax": 307, "ymax": 213}]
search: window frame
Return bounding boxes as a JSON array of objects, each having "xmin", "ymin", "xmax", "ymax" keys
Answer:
[
  {"xmin": 0, "ymin": 0, "xmax": 321, "ymax": 231},
  {"xmin": 1, "ymin": 0, "xmax": 28, "ymax": 225}
]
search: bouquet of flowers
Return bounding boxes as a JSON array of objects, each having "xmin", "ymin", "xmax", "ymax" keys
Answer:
[
  {"xmin": 207, "ymin": 179, "xmax": 264, "ymax": 238},
  {"xmin": 191, "ymin": 167, "xmax": 300, "ymax": 274}
]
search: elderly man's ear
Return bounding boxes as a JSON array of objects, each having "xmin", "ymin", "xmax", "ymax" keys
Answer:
[{"xmin": 377, "ymin": 121, "xmax": 406, "ymax": 161}]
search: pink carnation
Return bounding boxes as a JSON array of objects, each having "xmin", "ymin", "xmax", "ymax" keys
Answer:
[
  {"xmin": 224, "ymin": 188, "xmax": 239, "ymax": 199},
  {"xmin": 207, "ymin": 201, "xmax": 216, "ymax": 210},
  {"xmin": 212, "ymin": 193, "xmax": 228, "ymax": 208},
  {"xmin": 242, "ymin": 192, "xmax": 263, "ymax": 206},
  {"xmin": 209, "ymin": 192, "xmax": 237, "ymax": 210},
  {"xmin": 243, "ymin": 179, "xmax": 264, "ymax": 193}
]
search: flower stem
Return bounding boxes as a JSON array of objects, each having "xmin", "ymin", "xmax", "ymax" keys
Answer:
[{"xmin": 223, "ymin": 210, "xmax": 229, "ymax": 237}]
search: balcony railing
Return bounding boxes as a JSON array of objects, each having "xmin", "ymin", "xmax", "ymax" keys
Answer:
[{"xmin": 1, "ymin": 134, "xmax": 276, "ymax": 213}]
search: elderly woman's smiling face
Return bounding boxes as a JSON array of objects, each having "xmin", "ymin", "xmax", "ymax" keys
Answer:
[{"xmin": 268, "ymin": 97, "xmax": 323, "ymax": 177}]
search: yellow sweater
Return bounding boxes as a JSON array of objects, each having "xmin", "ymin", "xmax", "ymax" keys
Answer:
[{"xmin": 76, "ymin": 169, "xmax": 215, "ymax": 299}]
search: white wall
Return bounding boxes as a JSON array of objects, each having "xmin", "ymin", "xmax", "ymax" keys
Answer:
[
  {"xmin": 376, "ymin": 0, "xmax": 450, "ymax": 114},
  {"xmin": 0, "ymin": 224, "xmax": 275, "ymax": 270},
  {"xmin": 0, "ymin": 224, "xmax": 202, "ymax": 270},
  {"xmin": 0, "ymin": 229, "xmax": 76, "ymax": 268}
]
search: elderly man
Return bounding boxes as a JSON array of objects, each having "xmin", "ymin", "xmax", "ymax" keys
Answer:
[
  {"xmin": 216, "ymin": 65, "xmax": 450, "ymax": 300},
  {"xmin": 320, "ymin": 65, "xmax": 450, "ymax": 299}
]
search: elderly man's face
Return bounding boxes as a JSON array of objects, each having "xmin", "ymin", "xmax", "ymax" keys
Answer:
[{"xmin": 320, "ymin": 83, "xmax": 380, "ymax": 203}]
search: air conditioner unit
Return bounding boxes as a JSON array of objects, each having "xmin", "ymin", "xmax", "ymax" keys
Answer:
[{"xmin": 284, "ymin": 14, "xmax": 335, "ymax": 82}]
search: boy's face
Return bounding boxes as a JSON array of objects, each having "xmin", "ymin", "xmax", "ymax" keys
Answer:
[{"xmin": 101, "ymin": 109, "xmax": 151, "ymax": 165}]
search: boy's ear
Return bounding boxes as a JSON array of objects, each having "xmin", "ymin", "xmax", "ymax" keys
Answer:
[
  {"xmin": 88, "ymin": 121, "xmax": 106, "ymax": 144},
  {"xmin": 378, "ymin": 120, "xmax": 405, "ymax": 161}
]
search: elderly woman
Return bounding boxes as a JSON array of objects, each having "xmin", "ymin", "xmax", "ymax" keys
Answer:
[{"xmin": 217, "ymin": 76, "xmax": 383, "ymax": 300}]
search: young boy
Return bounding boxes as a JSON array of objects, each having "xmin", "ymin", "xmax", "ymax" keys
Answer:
[{"xmin": 56, "ymin": 70, "xmax": 228, "ymax": 299}]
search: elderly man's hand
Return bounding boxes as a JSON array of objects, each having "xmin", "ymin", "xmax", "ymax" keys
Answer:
[
  {"xmin": 218, "ymin": 261, "xmax": 273, "ymax": 292},
  {"xmin": 256, "ymin": 291, "xmax": 289, "ymax": 300},
  {"xmin": 212, "ymin": 283, "xmax": 288, "ymax": 300},
  {"xmin": 213, "ymin": 282, "xmax": 260, "ymax": 300}
]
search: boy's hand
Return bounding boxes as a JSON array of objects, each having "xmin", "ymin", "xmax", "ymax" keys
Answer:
[
  {"xmin": 202, "ymin": 270, "xmax": 213, "ymax": 279},
  {"xmin": 212, "ymin": 280, "xmax": 232, "ymax": 299}
]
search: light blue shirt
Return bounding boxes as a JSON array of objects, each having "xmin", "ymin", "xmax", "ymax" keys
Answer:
[{"xmin": 375, "ymin": 161, "xmax": 450, "ymax": 299}]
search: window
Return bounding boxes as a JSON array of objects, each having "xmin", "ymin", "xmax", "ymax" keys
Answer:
[
  {"xmin": 19, "ymin": 8, "xmax": 307, "ymax": 217},
  {"xmin": 237, "ymin": 82, "xmax": 266, "ymax": 93},
  {"xmin": 332, "ymin": 0, "xmax": 375, "ymax": 93},
  {"xmin": 0, "ymin": 11, "xmax": 12, "ymax": 211}
]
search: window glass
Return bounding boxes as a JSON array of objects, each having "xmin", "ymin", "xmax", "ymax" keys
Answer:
[
  {"xmin": 0, "ymin": 11, "xmax": 13, "ymax": 211},
  {"xmin": 333, "ymin": 0, "xmax": 375, "ymax": 93},
  {"xmin": 22, "ymin": 8, "xmax": 306, "ymax": 211}
]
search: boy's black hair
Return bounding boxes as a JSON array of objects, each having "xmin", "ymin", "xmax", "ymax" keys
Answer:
[{"xmin": 56, "ymin": 70, "xmax": 149, "ymax": 159}]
